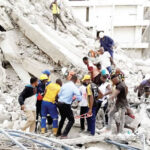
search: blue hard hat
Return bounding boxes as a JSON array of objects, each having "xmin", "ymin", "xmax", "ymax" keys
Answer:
[{"xmin": 42, "ymin": 70, "xmax": 51, "ymax": 76}]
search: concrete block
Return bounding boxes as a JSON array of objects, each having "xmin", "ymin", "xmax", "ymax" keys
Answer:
[
  {"xmin": 22, "ymin": 57, "xmax": 53, "ymax": 78},
  {"xmin": 11, "ymin": 11, "xmax": 85, "ymax": 69},
  {"xmin": 0, "ymin": 31, "xmax": 31, "ymax": 84}
]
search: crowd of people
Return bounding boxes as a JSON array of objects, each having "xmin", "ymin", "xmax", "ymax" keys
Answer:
[
  {"xmin": 18, "ymin": 30, "xmax": 150, "ymax": 139},
  {"xmin": 17, "ymin": 0, "xmax": 150, "ymax": 139}
]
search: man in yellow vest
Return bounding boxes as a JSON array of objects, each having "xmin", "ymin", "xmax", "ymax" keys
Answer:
[{"xmin": 50, "ymin": 0, "xmax": 66, "ymax": 30}]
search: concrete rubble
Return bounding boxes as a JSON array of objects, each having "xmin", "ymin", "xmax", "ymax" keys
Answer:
[{"xmin": 0, "ymin": 0, "xmax": 150, "ymax": 149}]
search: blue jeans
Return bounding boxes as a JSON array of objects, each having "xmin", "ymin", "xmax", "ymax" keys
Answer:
[
  {"xmin": 87, "ymin": 107, "xmax": 97, "ymax": 135},
  {"xmin": 107, "ymin": 49, "xmax": 114, "ymax": 58},
  {"xmin": 41, "ymin": 101, "xmax": 58, "ymax": 128},
  {"xmin": 107, "ymin": 66, "xmax": 112, "ymax": 74}
]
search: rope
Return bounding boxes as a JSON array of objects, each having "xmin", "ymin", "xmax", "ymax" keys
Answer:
[{"xmin": 75, "ymin": 113, "xmax": 92, "ymax": 119}]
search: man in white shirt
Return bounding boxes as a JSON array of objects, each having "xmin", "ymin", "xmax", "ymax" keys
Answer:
[
  {"xmin": 79, "ymin": 75, "xmax": 90, "ymax": 131},
  {"xmin": 96, "ymin": 72, "xmax": 112, "ymax": 126},
  {"xmin": 97, "ymin": 47, "xmax": 115, "ymax": 73}
]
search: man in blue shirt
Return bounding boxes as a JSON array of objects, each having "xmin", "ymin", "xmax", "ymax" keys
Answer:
[
  {"xmin": 57, "ymin": 75, "xmax": 82, "ymax": 138},
  {"xmin": 99, "ymin": 31, "xmax": 114, "ymax": 58}
]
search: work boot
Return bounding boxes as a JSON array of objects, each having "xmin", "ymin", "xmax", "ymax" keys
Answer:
[
  {"xmin": 41, "ymin": 128, "xmax": 46, "ymax": 134},
  {"xmin": 52, "ymin": 128, "xmax": 58, "ymax": 136}
]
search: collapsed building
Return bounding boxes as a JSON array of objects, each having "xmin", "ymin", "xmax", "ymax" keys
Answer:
[{"xmin": 0, "ymin": 0, "xmax": 150, "ymax": 149}]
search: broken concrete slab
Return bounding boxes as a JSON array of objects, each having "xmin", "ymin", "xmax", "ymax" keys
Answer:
[
  {"xmin": 0, "ymin": 32, "xmax": 31, "ymax": 84},
  {"xmin": 11, "ymin": 11, "xmax": 85, "ymax": 69},
  {"xmin": 22, "ymin": 57, "xmax": 53, "ymax": 78},
  {"xmin": 0, "ymin": 63, "xmax": 6, "ymax": 91},
  {"xmin": 0, "ymin": 7, "xmax": 14, "ymax": 31},
  {"xmin": 3, "ymin": 30, "xmax": 58, "ymax": 80},
  {"xmin": 38, "ymin": 21, "xmax": 84, "ymax": 58}
]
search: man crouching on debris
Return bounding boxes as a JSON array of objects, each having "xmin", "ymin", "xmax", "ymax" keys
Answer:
[
  {"xmin": 134, "ymin": 78, "xmax": 150, "ymax": 101},
  {"xmin": 102, "ymin": 75, "xmax": 128, "ymax": 133},
  {"xmin": 18, "ymin": 77, "xmax": 38, "ymax": 132}
]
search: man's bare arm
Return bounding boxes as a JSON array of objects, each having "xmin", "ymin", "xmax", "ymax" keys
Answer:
[
  {"xmin": 88, "ymin": 95, "xmax": 94, "ymax": 115},
  {"xmin": 109, "ymin": 89, "xmax": 120, "ymax": 100},
  {"xmin": 104, "ymin": 85, "xmax": 112, "ymax": 96}
]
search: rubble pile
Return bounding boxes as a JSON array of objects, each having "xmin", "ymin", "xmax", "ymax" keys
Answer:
[{"xmin": 0, "ymin": 0, "xmax": 150, "ymax": 149}]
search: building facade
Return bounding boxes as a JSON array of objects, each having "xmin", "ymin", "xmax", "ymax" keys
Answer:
[{"xmin": 66, "ymin": 0, "xmax": 150, "ymax": 57}]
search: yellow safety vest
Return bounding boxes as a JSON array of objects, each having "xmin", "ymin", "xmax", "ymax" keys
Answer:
[
  {"xmin": 52, "ymin": 4, "xmax": 60, "ymax": 14},
  {"xmin": 43, "ymin": 83, "xmax": 60, "ymax": 103}
]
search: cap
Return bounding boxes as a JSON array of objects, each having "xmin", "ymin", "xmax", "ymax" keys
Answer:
[
  {"xmin": 82, "ymin": 75, "xmax": 91, "ymax": 82},
  {"xmin": 42, "ymin": 70, "xmax": 51, "ymax": 76}
]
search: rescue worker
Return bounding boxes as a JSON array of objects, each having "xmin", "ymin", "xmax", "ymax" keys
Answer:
[
  {"xmin": 97, "ymin": 47, "xmax": 115, "ymax": 73},
  {"xmin": 99, "ymin": 31, "xmax": 114, "ymax": 58},
  {"xmin": 57, "ymin": 75, "xmax": 82, "ymax": 138},
  {"xmin": 134, "ymin": 78, "xmax": 150, "ymax": 101},
  {"xmin": 86, "ymin": 77, "xmax": 104, "ymax": 135},
  {"xmin": 102, "ymin": 75, "xmax": 129, "ymax": 133},
  {"xmin": 79, "ymin": 75, "xmax": 90, "ymax": 132},
  {"xmin": 41, "ymin": 79, "xmax": 62, "ymax": 135},
  {"xmin": 96, "ymin": 70, "xmax": 112, "ymax": 126},
  {"xmin": 35, "ymin": 74, "xmax": 48, "ymax": 132},
  {"xmin": 18, "ymin": 77, "xmax": 38, "ymax": 132},
  {"xmin": 42, "ymin": 70, "xmax": 53, "ymax": 125},
  {"xmin": 50, "ymin": 0, "xmax": 66, "ymax": 30},
  {"xmin": 82, "ymin": 57, "xmax": 101, "ymax": 86}
]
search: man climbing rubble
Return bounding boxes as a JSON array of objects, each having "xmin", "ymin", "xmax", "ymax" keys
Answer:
[
  {"xmin": 57, "ymin": 75, "xmax": 81, "ymax": 138},
  {"xmin": 134, "ymin": 78, "xmax": 150, "ymax": 101},
  {"xmin": 18, "ymin": 77, "xmax": 38, "ymax": 132},
  {"xmin": 83, "ymin": 57, "xmax": 101, "ymax": 86},
  {"xmin": 50, "ymin": 0, "xmax": 67, "ymax": 30},
  {"xmin": 41, "ymin": 79, "xmax": 62, "ymax": 135},
  {"xmin": 97, "ymin": 47, "xmax": 115, "ymax": 73},
  {"xmin": 96, "ymin": 70, "xmax": 112, "ymax": 126},
  {"xmin": 99, "ymin": 31, "xmax": 114, "ymax": 58},
  {"xmin": 115, "ymin": 108, "xmax": 135, "ymax": 133},
  {"xmin": 102, "ymin": 75, "xmax": 129, "ymax": 133}
]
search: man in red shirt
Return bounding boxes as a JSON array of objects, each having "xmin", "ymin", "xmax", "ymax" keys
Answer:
[{"xmin": 83, "ymin": 57, "xmax": 101, "ymax": 86}]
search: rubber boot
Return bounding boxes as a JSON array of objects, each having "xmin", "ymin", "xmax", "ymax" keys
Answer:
[
  {"xmin": 41, "ymin": 128, "xmax": 45, "ymax": 134},
  {"xmin": 53, "ymin": 128, "xmax": 58, "ymax": 136}
]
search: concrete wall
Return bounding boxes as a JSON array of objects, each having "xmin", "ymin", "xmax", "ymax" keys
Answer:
[
  {"xmin": 114, "ymin": 5, "xmax": 137, "ymax": 21},
  {"xmin": 68, "ymin": 1, "xmax": 149, "ymax": 50},
  {"xmin": 114, "ymin": 27, "xmax": 135, "ymax": 43}
]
